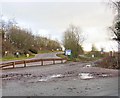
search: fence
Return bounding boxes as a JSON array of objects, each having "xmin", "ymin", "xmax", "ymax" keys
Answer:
[{"xmin": 0, "ymin": 58, "xmax": 67, "ymax": 70}]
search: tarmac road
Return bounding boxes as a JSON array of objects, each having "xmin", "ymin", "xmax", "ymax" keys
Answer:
[{"xmin": 35, "ymin": 52, "xmax": 61, "ymax": 59}]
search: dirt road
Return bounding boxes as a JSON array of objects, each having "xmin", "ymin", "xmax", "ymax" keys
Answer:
[{"xmin": 1, "ymin": 61, "xmax": 119, "ymax": 96}]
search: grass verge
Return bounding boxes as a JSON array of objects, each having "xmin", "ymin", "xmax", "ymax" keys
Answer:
[
  {"xmin": 57, "ymin": 53, "xmax": 103, "ymax": 62},
  {"xmin": 1, "ymin": 55, "xmax": 35, "ymax": 61},
  {"xmin": 56, "ymin": 53, "xmax": 67, "ymax": 58}
]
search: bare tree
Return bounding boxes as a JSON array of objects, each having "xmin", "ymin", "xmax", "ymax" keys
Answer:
[
  {"xmin": 109, "ymin": 1, "xmax": 120, "ymax": 44},
  {"xmin": 63, "ymin": 25, "xmax": 84, "ymax": 58},
  {"xmin": 0, "ymin": 16, "xmax": 17, "ymax": 39}
]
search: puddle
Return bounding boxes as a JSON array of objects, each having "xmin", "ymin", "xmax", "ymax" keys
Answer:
[
  {"xmin": 99, "ymin": 73, "xmax": 110, "ymax": 77},
  {"xmin": 79, "ymin": 72, "xmax": 110, "ymax": 80},
  {"xmin": 38, "ymin": 74, "xmax": 63, "ymax": 82},
  {"xmin": 38, "ymin": 78, "xmax": 48, "ymax": 82},
  {"xmin": 86, "ymin": 64, "xmax": 91, "ymax": 67},
  {"xmin": 79, "ymin": 73, "xmax": 94, "ymax": 80},
  {"xmin": 84, "ymin": 64, "xmax": 91, "ymax": 68},
  {"xmin": 50, "ymin": 74, "xmax": 63, "ymax": 78},
  {"xmin": 29, "ymin": 72, "xmax": 111, "ymax": 82}
]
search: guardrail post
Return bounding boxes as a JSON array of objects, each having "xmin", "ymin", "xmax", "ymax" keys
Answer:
[
  {"xmin": 13, "ymin": 62, "xmax": 15, "ymax": 68},
  {"xmin": 1, "ymin": 58, "xmax": 67, "ymax": 70},
  {"xmin": 41, "ymin": 60, "xmax": 43, "ymax": 66},
  {"xmin": 61, "ymin": 59, "xmax": 63, "ymax": 63},
  {"xmin": 53, "ymin": 59, "xmax": 55, "ymax": 64},
  {"xmin": 24, "ymin": 61, "xmax": 26, "ymax": 67}
]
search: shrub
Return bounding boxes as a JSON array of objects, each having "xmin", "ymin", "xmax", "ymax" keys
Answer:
[
  {"xmin": 96, "ymin": 56, "xmax": 119, "ymax": 69},
  {"xmin": 29, "ymin": 48, "xmax": 38, "ymax": 54},
  {"xmin": 23, "ymin": 50, "xmax": 32, "ymax": 55}
]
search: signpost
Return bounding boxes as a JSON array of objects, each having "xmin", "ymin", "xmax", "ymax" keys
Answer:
[
  {"xmin": 101, "ymin": 48, "xmax": 104, "ymax": 54},
  {"xmin": 65, "ymin": 50, "xmax": 72, "ymax": 56},
  {"xmin": 65, "ymin": 49, "xmax": 72, "ymax": 59}
]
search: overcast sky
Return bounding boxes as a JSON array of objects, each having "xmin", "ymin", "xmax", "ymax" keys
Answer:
[{"xmin": 0, "ymin": 0, "xmax": 118, "ymax": 51}]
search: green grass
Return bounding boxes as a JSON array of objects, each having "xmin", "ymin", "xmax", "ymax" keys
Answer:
[
  {"xmin": 56, "ymin": 53, "xmax": 67, "ymax": 58},
  {"xmin": 78, "ymin": 56, "xmax": 99, "ymax": 61},
  {"xmin": 1, "ymin": 50, "xmax": 63, "ymax": 61},
  {"xmin": 56, "ymin": 53, "xmax": 104, "ymax": 62},
  {"xmin": 1, "ymin": 55, "xmax": 35, "ymax": 61}
]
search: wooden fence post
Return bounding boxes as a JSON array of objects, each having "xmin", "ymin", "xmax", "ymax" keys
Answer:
[
  {"xmin": 24, "ymin": 61, "xmax": 26, "ymax": 67},
  {"xmin": 13, "ymin": 62, "xmax": 15, "ymax": 68},
  {"xmin": 41, "ymin": 60, "xmax": 43, "ymax": 66},
  {"xmin": 61, "ymin": 59, "xmax": 63, "ymax": 63},
  {"xmin": 53, "ymin": 59, "xmax": 55, "ymax": 64},
  {"xmin": 2, "ymin": 58, "xmax": 67, "ymax": 70}
]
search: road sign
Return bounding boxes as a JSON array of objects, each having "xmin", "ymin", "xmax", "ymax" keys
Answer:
[{"xmin": 65, "ymin": 50, "xmax": 72, "ymax": 56}]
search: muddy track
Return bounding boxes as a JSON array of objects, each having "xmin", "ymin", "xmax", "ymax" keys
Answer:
[{"xmin": 1, "ymin": 60, "xmax": 119, "ymax": 96}]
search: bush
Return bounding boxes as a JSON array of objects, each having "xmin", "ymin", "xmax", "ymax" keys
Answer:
[
  {"xmin": 23, "ymin": 50, "xmax": 32, "ymax": 55},
  {"xmin": 96, "ymin": 56, "xmax": 119, "ymax": 69},
  {"xmin": 29, "ymin": 48, "xmax": 38, "ymax": 54},
  {"xmin": 85, "ymin": 51, "xmax": 104, "ymax": 58},
  {"xmin": 72, "ymin": 58, "xmax": 80, "ymax": 62}
]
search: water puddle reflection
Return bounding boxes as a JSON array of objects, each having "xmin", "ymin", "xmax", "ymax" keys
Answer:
[
  {"xmin": 99, "ymin": 73, "xmax": 110, "ymax": 77},
  {"xmin": 85, "ymin": 64, "xmax": 91, "ymax": 67},
  {"xmin": 79, "ymin": 73, "xmax": 94, "ymax": 80},
  {"xmin": 38, "ymin": 74, "xmax": 63, "ymax": 82}
]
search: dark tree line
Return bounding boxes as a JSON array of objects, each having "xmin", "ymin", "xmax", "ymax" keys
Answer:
[{"xmin": 0, "ymin": 19, "xmax": 61, "ymax": 56}]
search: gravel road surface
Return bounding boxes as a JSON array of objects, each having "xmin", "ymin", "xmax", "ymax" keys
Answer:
[{"xmin": 1, "ymin": 61, "xmax": 119, "ymax": 96}]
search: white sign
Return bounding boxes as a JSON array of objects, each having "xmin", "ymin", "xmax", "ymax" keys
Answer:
[
  {"xmin": 65, "ymin": 50, "xmax": 72, "ymax": 56},
  {"xmin": 92, "ymin": 54, "xmax": 94, "ymax": 58}
]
